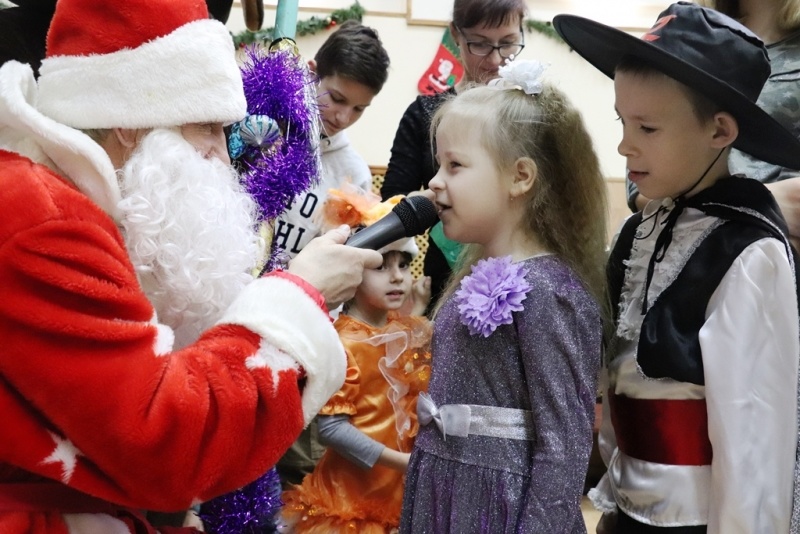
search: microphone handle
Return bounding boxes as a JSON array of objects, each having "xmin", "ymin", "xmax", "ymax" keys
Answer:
[{"xmin": 344, "ymin": 212, "xmax": 408, "ymax": 249}]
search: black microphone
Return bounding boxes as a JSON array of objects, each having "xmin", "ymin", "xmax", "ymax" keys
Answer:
[{"xmin": 345, "ymin": 196, "xmax": 439, "ymax": 250}]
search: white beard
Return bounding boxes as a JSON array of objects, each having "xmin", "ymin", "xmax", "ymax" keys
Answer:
[{"xmin": 117, "ymin": 128, "xmax": 264, "ymax": 348}]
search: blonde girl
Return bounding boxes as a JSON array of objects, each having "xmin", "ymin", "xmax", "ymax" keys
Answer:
[{"xmin": 399, "ymin": 61, "xmax": 608, "ymax": 533}]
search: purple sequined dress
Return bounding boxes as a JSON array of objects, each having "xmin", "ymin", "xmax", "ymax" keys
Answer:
[{"xmin": 400, "ymin": 255, "xmax": 601, "ymax": 533}]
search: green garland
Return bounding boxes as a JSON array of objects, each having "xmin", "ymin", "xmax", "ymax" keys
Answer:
[
  {"xmin": 233, "ymin": 3, "xmax": 365, "ymax": 48},
  {"xmin": 525, "ymin": 19, "xmax": 564, "ymax": 43},
  {"xmin": 231, "ymin": 4, "xmax": 561, "ymax": 49}
]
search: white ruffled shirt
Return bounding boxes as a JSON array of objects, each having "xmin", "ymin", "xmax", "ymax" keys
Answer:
[{"xmin": 591, "ymin": 198, "xmax": 799, "ymax": 532}]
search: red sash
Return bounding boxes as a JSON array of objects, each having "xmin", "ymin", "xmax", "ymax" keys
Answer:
[{"xmin": 609, "ymin": 392, "xmax": 712, "ymax": 466}]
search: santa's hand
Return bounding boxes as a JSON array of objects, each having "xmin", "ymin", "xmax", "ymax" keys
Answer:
[{"xmin": 288, "ymin": 225, "xmax": 382, "ymax": 308}]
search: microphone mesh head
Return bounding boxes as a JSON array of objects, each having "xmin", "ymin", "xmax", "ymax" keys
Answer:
[{"xmin": 393, "ymin": 196, "xmax": 440, "ymax": 236}]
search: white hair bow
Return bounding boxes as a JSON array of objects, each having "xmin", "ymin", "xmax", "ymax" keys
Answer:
[{"xmin": 489, "ymin": 60, "xmax": 549, "ymax": 95}]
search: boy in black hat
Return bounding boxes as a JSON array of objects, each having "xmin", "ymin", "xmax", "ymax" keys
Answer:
[{"xmin": 555, "ymin": 3, "xmax": 800, "ymax": 532}]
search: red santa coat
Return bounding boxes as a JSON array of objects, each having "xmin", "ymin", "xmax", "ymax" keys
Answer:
[{"xmin": 0, "ymin": 147, "xmax": 346, "ymax": 532}]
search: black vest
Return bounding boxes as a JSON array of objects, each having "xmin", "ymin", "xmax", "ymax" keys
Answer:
[{"xmin": 607, "ymin": 177, "xmax": 799, "ymax": 385}]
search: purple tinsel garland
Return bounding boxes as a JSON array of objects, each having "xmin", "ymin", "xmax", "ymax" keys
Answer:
[
  {"xmin": 199, "ymin": 46, "xmax": 321, "ymax": 533},
  {"xmin": 199, "ymin": 467, "xmax": 283, "ymax": 534},
  {"xmin": 238, "ymin": 46, "xmax": 321, "ymax": 223}
]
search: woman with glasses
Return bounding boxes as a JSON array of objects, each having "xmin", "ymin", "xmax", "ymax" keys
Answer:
[{"xmin": 380, "ymin": 0, "xmax": 527, "ymax": 315}]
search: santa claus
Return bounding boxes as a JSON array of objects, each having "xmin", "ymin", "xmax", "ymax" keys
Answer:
[{"xmin": 0, "ymin": 0, "xmax": 381, "ymax": 532}]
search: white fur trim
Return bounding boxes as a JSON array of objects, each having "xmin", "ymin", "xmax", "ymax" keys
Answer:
[
  {"xmin": 149, "ymin": 313, "xmax": 175, "ymax": 357},
  {"xmin": 378, "ymin": 236, "xmax": 419, "ymax": 258},
  {"xmin": 41, "ymin": 432, "xmax": 83, "ymax": 484},
  {"xmin": 246, "ymin": 343, "xmax": 302, "ymax": 395},
  {"xmin": 219, "ymin": 277, "xmax": 345, "ymax": 427},
  {"xmin": 0, "ymin": 61, "xmax": 123, "ymax": 220},
  {"xmin": 37, "ymin": 19, "xmax": 246, "ymax": 129}
]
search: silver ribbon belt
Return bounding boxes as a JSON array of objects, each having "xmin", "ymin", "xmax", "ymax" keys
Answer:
[{"xmin": 417, "ymin": 392, "xmax": 535, "ymax": 441}]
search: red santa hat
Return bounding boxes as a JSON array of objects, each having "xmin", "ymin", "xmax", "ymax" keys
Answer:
[{"xmin": 35, "ymin": 0, "xmax": 246, "ymax": 129}]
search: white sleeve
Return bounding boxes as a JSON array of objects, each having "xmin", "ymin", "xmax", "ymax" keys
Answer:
[{"xmin": 701, "ymin": 238, "xmax": 799, "ymax": 534}]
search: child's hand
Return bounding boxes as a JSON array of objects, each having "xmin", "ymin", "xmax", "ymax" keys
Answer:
[
  {"xmin": 410, "ymin": 276, "xmax": 432, "ymax": 316},
  {"xmin": 377, "ymin": 448, "xmax": 411, "ymax": 472}
]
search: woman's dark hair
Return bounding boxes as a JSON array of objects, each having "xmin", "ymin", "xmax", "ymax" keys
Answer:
[{"xmin": 452, "ymin": 0, "xmax": 527, "ymax": 30}]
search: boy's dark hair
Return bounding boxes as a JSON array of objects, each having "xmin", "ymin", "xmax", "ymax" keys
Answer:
[
  {"xmin": 314, "ymin": 20, "xmax": 390, "ymax": 94},
  {"xmin": 452, "ymin": 0, "xmax": 527, "ymax": 30},
  {"xmin": 616, "ymin": 55, "xmax": 722, "ymax": 123}
]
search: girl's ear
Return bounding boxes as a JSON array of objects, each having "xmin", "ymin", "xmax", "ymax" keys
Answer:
[
  {"xmin": 710, "ymin": 111, "xmax": 739, "ymax": 150},
  {"xmin": 510, "ymin": 157, "xmax": 537, "ymax": 198}
]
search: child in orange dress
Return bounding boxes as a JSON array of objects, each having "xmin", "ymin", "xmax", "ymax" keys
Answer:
[{"xmin": 279, "ymin": 193, "xmax": 432, "ymax": 533}]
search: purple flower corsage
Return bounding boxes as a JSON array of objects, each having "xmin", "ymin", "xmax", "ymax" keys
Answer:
[{"xmin": 454, "ymin": 256, "xmax": 531, "ymax": 337}]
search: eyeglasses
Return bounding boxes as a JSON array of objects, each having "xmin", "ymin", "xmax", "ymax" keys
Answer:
[{"xmin": 457, "ymin": 27, "xmax": 525, "ymax": 59}]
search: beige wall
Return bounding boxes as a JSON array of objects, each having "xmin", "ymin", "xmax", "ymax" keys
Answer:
[
  {"xmin": 606, "ymin": 178, "xmax": 630, "ymax": 240},
  {"xmin": 225, "ymin": 4, "xmax": 636, "ymax": 235}
]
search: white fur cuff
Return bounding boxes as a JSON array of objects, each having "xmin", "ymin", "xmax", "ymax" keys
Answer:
[{"xmin": 219, "ymin": 277, "xmax": 345, "ymax": 427}]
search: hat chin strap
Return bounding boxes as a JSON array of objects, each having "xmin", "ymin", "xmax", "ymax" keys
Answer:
[
  {"xmin": 640, "ymin": 147, "xmax": 727, "ymax": 313},
  {"xmin": 675, "ymin": 148, "xmax": 726, "ymax": 201}
]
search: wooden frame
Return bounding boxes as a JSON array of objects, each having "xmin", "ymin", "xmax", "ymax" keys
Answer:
[
  {"xmin": 255, "ymin": 0, "xmax": 406, "ymax": 17},
  {"xmin": 532, "ymin": 1, "xmax": 668, "ymax": 31},
  {"xmin": 404, "ymin": 0, "xmax": 672, "ymax": 30},
  {"xmin": 237, "ymin": 0, "xmax": 669, "ymax": 30},
  {"xmin": 369, "ymin": 165, "xmax": 388, "ymax": 176},
  {"xmin": 406, "ymin": 0, "xmax": 451, "ymax": 27}
]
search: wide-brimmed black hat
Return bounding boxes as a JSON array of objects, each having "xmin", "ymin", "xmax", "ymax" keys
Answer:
[{"xmin": 553, "ymin": 1, "xmax": 800, "ymax": 170}]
